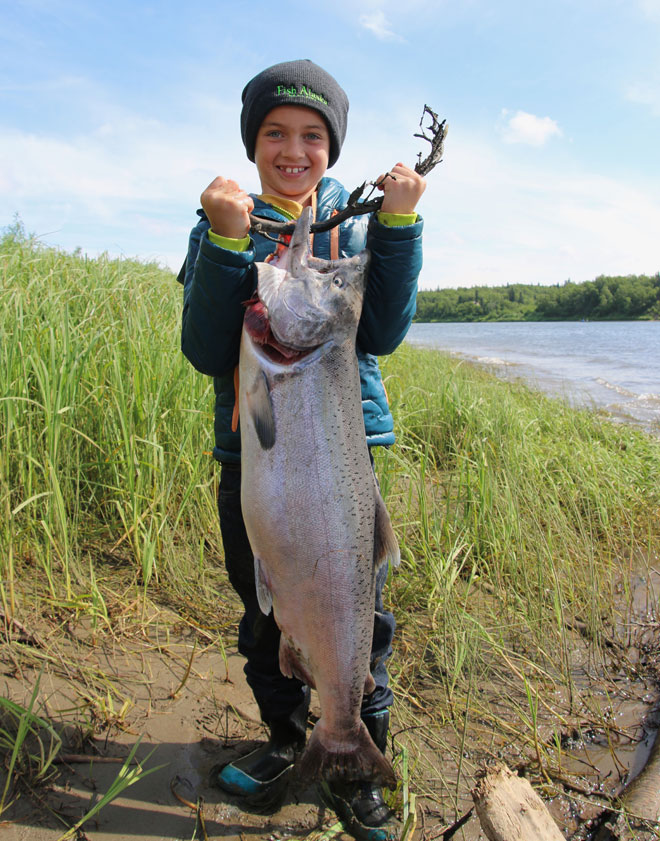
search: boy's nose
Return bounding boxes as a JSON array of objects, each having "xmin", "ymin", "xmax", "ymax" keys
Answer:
[{"xmin": 282, "ymin": 135, "xmax": 305, "ymax": 159}]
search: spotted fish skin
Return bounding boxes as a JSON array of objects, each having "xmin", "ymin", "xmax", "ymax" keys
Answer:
[{"xmin": 238, "ymin": 207, "xmax": 400, "ymax": 786}]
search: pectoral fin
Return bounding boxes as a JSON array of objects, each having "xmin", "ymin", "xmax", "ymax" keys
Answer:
[
  {"xmin": 373, "ymin": 480, "xmax": 400, "ymax": 571},
  {"xmin": 246, "ymin": 371, "xmax": 275, "ymax": 450},
  {"xmin": 254, "ymin": 556, "xmax": 273, "ymax": 615}
]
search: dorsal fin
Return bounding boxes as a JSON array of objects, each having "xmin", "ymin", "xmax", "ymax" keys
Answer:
[{"xmin": 289, "ymin": 206, "xmax": 313, "ymax": 278}]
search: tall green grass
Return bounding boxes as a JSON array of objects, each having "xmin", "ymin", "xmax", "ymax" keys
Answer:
[
  {"xmin": 379, "ymin": 342, "xmax": 659, "ymax": 635},
  {"xmin": 1, "ymin": 223, "xmax": 220, "ymax": 617},
  {"xmin": 376, "ymin": 340, "xmax": 660, "ymax": 788},
  {"xmin": 3, "ymin": 222, "xmax": 658, "ymax": 636}
]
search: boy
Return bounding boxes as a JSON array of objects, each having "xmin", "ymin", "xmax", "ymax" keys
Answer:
[{"xmin": 181, "ymin": 59, "xmax": 424, "ymax": 841}]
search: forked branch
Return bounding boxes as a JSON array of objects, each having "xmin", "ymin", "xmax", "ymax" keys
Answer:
[
  {"xmin": 414, "ymin": 105, "xmax": 448, "ymax": 177},
  {"xmin": 249, "ymin": 104, "xmax": 448, "ymax": 239}
]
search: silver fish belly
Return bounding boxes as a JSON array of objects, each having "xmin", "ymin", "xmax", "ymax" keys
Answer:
[{"xmin": 238, "ymin": 207, "xmax": 399, "ymax": 785}]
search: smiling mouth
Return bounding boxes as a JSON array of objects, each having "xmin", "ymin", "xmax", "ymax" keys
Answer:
[{"xmin": 277, "ymin": 166, "xmax": 309, "ymax": 175}]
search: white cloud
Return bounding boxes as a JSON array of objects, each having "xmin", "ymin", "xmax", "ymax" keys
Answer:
[
  {"xmin": 499, "ymin": 109, "xmax": 563, "ymax": 147},
  {"xmin": 638, "ymin": 0, "xmax": 660, "ymax": 21},
  {"xmin": 626, "ymin": 80, "xmax": 660, "ymax": 115},
  {"xmin": 0, "ymin": 125, "xmax": 233, "ymax": 205},
  {"xmin": 0, "ymin": 98, "xmax": 254, "ymax": 269},
  {"xmin": 415, "ymin": 130, "xmax": 660, "ymax": 289},
  {"xmin": 3, "ymin": 83, "xmax": 658, "ymax": 289},
  {"xmin": 359, "ymin": 10, "xmax": 401, "ymax": 41}
]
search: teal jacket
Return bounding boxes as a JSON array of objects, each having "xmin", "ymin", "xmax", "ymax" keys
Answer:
[{"xmin": 181, "ymin": 176, "xmax": 423, "ymax": 463}]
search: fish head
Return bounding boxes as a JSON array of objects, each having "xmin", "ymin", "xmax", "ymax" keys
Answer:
[{"xmin": 256, "ymin": 207, "xmax": 370, "ymax": 352}]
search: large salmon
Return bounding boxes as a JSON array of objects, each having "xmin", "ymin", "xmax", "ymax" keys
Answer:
[{"xmin": 238, "ymin": 207, "xmax": 399, "ymax": 786}]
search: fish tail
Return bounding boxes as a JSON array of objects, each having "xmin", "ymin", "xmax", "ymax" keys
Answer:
[{"xmin": 296, "ymin": 720, "xmax": 396, "ymax": 788}]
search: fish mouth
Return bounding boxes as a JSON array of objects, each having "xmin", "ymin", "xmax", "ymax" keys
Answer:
[{"xmin": 244, "ymin": 298, "xmax": 319, "ymax": 365}]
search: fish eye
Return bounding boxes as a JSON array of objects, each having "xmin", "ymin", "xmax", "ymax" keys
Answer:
[{"xmin": 332, "ymin": 274, "xmax": 345, "ymax": 288}]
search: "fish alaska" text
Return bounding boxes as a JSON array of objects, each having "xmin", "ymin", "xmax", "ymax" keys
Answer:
[{"xmin": 275, "ymin": 85, "xmax": 329, "ymax": 106}]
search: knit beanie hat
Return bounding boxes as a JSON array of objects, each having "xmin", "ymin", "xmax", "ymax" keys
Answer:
[{"xmin": 241, "ymin": 59, "xmax": 349, "ymax": 168}]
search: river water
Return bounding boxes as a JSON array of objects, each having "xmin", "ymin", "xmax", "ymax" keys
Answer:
[{"xmin": 406, "ymin": 321, "xmax": 660, "ymax": 433}]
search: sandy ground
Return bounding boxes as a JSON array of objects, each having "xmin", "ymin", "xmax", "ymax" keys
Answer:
[
  {"xmin": 1, "ymin": 617, "xmax": 346, "ymax": 841},
  {"xmin": 3, "ymin": 602, "xmax": 484, "ymax": 841},
  {"xmin": 2, "ymin": 564, "xmax": 660, "ymax": 841}
]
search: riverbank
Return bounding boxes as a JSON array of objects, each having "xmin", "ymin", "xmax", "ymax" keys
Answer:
[
  {"xmin": 2, "ymin": 234, "xmax": 660, "ymax": 838},
  {"xmin": 406, "ymin": 320, "xmax": 660, "ymax": 434}
]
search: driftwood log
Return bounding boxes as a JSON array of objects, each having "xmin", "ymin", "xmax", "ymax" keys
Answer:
[
  {"xmin": 471, "ymin": 763, "xmax": 565, "ymax": 841},
  {"xmin": 471, "ymin": 752, "xmax": 660, "ymax": 841}
]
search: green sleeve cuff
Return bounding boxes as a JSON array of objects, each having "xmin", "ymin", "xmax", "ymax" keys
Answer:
[
  {"xmin": 377, "ymin": 211, "xmax": 419, "ymax": 227},
  {"xmin": 207, "ymin": 230, "xmax": 251, "ymax": 252}
]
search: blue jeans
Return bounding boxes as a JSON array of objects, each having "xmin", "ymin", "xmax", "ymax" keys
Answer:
[{"xmin": 217, "ymin": 462, "xmax": 395, "ymax": 725}]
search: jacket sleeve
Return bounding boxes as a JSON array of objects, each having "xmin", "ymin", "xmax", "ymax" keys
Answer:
[
  {"xmin": 357, "ymin": 215, "xmax": 423, "ymax": 356},
  {"xmin": 181, "ymin": 221, "xmax": 257, "ymax": 377}
]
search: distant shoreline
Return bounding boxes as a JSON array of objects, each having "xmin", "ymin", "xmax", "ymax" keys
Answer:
[
  {"xmin": 412, "ymin": 315, "xmax": 659, "ymax": 323},
  {"xmin": 415, "ymin": 274, "xmax": 660, "ymax": 322}
]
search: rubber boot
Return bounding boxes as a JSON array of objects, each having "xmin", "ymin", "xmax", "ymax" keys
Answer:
[
  {"xmin": 322, "ymin": 711, "xmax": 402, "ymax": 841},
  {"xmin": 212, "ymin": 688, "xmax": 309, "ymax": 813}
]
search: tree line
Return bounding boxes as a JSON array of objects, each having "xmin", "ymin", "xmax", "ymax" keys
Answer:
[{"xmin": 415, "ymin": 273, "xmax": 660, "ymax": 322}]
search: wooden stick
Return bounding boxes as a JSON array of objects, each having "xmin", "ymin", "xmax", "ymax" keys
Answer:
[{"xmin": 471, "ymin": 763, "xmax": 565, "ymax": 841}]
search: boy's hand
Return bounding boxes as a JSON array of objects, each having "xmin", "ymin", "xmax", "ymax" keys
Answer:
[
  {"xmin": 201, "ymin": 177, "xmax": 255, "ymax": 240},
  {"xmin": 376, "ymin": 163, "xmax": 426, "ymax": 215}
]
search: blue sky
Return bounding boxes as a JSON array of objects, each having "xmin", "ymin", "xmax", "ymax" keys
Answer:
[{"xmin": 2, "ymin": 0, "xmax": 659, "ymax": 290}]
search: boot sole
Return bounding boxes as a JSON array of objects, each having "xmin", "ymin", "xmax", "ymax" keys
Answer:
[{"xmin": 211, "ymin": 759, "xmax": 294, "ymax": 814}]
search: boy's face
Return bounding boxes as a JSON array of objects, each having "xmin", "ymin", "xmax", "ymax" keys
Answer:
[{"xmin": 254, "ymin": 105, "xmax": 330, "ymax": 205}]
